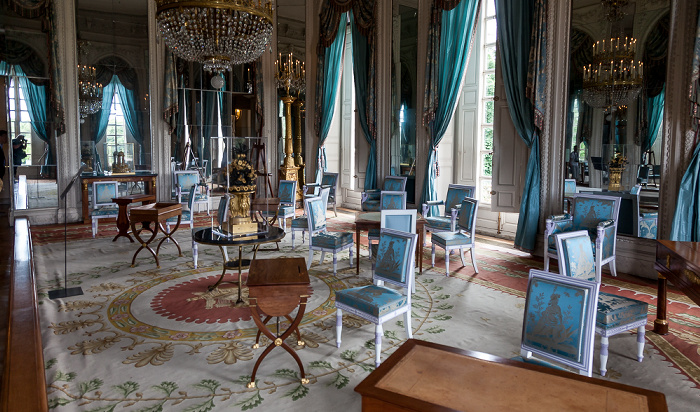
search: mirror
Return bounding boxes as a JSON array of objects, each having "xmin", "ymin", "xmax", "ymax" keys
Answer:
[
  {"xmin": 566, "ymin": 0, "xmax": 669, "ymax": 238},
  {"xmin": 391, "ymin": 0, "xmax": 418, "ymax": 204},
  {"xmin": 276, "ymin": 0, "xmax": 306, "ymax": 193},
  {"xmin": 77, "ymin": 0, "xmax": 151, "ymax": 177},
  {"xmin": 0, "ymin": 3, "xmax": 58, "ymax": 210}
]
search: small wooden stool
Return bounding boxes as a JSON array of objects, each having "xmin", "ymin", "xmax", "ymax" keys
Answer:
[{"xmin": 129, "ymin": 202, "xmax": 182, "ymax": 268}]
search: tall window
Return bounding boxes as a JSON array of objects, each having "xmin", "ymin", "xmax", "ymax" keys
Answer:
[
  {"xmin": 8, "ymin": 77, "xmax": 33, "ymax": 165},
  {"xmin": 477, "ymin": 0, "xmax": 496, "ymax": 204},
  {"xmin": 104, "ymin": 91, "xmax": 127, "ymax": 170}
]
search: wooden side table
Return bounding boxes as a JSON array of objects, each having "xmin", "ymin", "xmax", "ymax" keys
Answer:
[
  {"xmin": 112, "ymin": 194, "xmax": 156, "ymax": 242},
  {"xmin": 129, "ymin": 202, "xmax": 182, "ymax": 268},
  {"xmin": 246, "ymin": 257, "xmax": 311, "ymax": 388}
]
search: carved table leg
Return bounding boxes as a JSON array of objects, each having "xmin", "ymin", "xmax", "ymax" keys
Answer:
[
  {"xmin": 156, "ymin": 217, "xmax": 182, "ymax": 257},
  {"xmin": 654, "ymin": 272, "xmax": 669, "ymax": 335},
  {"xmin": 131, "ymin": 221, "xmax": 160, "ymax": 267}
]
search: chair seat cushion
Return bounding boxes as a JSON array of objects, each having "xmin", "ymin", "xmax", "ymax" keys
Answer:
[
  {"xmin": 311, "ymin": 231, "xmax": 354, "ymax": 249},
  {"xmin": 640, "ymin": 212, "xmax": 658, "ymax": 218},
  {"xmin": 363, "ymin": 200, "xmax": 380, "ymax": 212},
  {"xmin": 92, "ymin": 207, "xmax": 119, "ymax": 217},
  {"xmin": 596, "ymin": 292, "xmax": 648, "ymax": 330},
  {"xmin": 335, "ymin": 285, "xmax": 407, "ymax": 318},
  {"xmin": 425, "ymin": 216, "xmax": 452, "ymax": 231},
  {"xmin": 182, "ymin": 193, "xmax": 208, "ymax": 202},
  {"xmin": 167, "ymin": 211, "xmax": 190, "ymax": 222},
  {"xmin": 279, "ymin": 205, "xmax": 296, "ymax": 217},
  {"xmin": 291, "ymin": 217, "xmax": 308, "ymax": 228},
  {"xmin": 432, "ymin": 231, "xmax": 473, "ymax": 247},
  {"xmin": 368, "ymin": 228, "xmax": 381, "ymax": 239}
]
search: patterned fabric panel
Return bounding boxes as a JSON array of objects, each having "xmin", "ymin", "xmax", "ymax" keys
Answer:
[
  {"xmin": 335, "ymin": 285, "xmax": 407, "ymax": 318},
  {"xmin": 601, "ymin": 225, "xmax": 615, "ymax": 259},
  {"xmin": 181, "ymin": 193, "xmax": 208, "ymax": 202},
  {"xmin": 639, "ymin": 218, "xmax": 657, "ymax": 239},
  {"xmin": 307, "ymin": 199, "xmax": 327, "ymax": 231},
  {"xmin": 311, "ymin": 231, "xmax": 353, "ymax": 248},
  {"xmin": 630, "ymin": 185, "xmax": 641, "ymax": 195},
  {"xmin": 291, "ymin": 217, "xmax": 308, "ymax": 228},
  {"xmin": 91, "ymin": 207, "xmax": 119, "ymax": 216},
  {"xmin": 445, "ymin": 188, "xmax": 474, "ymax": 216},
  {"xmin": 94, "ymin": 184, "xmax": 117, "ymax": 205},
  {"xmin": 279, "ymin": 206, "xmax": 295, "ymax": 216},
  {"xmin": 375, "ymin": 232, "xmax": 412, "ymax": 284},
  {"xmin": 457, "ymin": 200, "xmax": 476, "ymax": 231},
  {"xmin": 364, "ymin": 190, "xmax": 381, "ymax": 200},
  {"xmin": 596, "ymin": 292, "xmax": 648, "ymax": 330},
  {"xmin": 564, "ymin": 180, "xmax": 577, "ymax": 195},
  {"xmin": 167, "ymin": 211, "xmax": 190, "ymax": 222},
  {"xmin": 523, "ymin": 278, "xmax": 591, "ymax": 364},
  {"xmin": 384, "ymin": 178, "xmax": 404, "ymax": 191},
  {"xmin": 368, "ymin": 228, "xmax": 381, "ymax": 238},
  {"xmin": 561, "ymin": 236, "xmax": 596, "ymax": 281},
  {"xmin": 640, "ymin": 212, "xmax": 658, "ymax": 218},
  {"xmin": 425, "ymin": 216, "xmax": 452, "ymax": 231},
  {"xmin": 381, "ymin": 193, "xmax": 405, "ymax": 210},
  {"xmin": 432, "ymin": 232, "xmax": 472, "ymax": 247},
  {"xmin": 548, "ymin": 235, "xmax": 595, "ymax": 257},
  {"xmin": 321, "ymin": 174, "xmax": 337, "ymax": 188},
  {"xmin": 278, "ymin": 182, "xmax": 296, "ymax": 204},
  {"xmin": 572, "ymin": 198, "xmax": 616, "ymax": 230},
  {"xmin": 384, "ymin": 215, "xmax": 414, "ymax": 233},
  {"xmin": 176, "ymin": 173, "xmax": 199, "ymax": 190},
  {"xmin": 363, "ymin": 200, "xmax": 381, "ymax": 212}
]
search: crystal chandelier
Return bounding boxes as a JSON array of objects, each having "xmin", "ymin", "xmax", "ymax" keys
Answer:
[
  {"xmin": 275, "ymin": 53, "xmax": 305, "ymax": 96},
  {"xmin": 582, "ymin": 37, "xmax": 643, "ymax": 109},
  {"xmin": 155, "ymin": 0, "xmax": 273, "ymax": 73},
  {"xmin": 601, "ymin": 0, "xmax": 629, "ymax": 22},
  {"xmin": 78, "ymin": 64, "xmax": 103, "ymax": 119}
]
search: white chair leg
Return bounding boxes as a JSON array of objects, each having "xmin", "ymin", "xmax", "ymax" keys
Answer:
[
  {"xmin": 423, "ymin": 227, "xmax": 427, "ymax": 247},
  {"xmin": 445, "ymin": 249, "xmax": 450, "ymax": 277},
  {"xmin": 335, "ymin": 309, "xmax": 343, "ymax": 348},
  {"xmin": 375, "ymin": 323, "xmax": 383, "ymax": 368},
  {"xmin": 600, "ymin": 336, "xmax": 609, "ymax": 377},
  {"xmin": 471, "ymin": 248, "xmax": 479, "ymax": 273},
  {"xmin": 320, "ymin": 251, "xmax": 326, "ymax": 265},
  {"xmin": 333, "ymin": 203, "xmax": 337, "ymax": 217},
  {"xmin": 193, "ymin": 241, "xmax": 198, "ymax": 269},
  {"xmin": 609, "ymin": 260, "xmax": 618, "ymax": 277},
  {"xmin": 544, "ymin": 255, "xmax": 550, "ymax": 272},
  {"xmin": 431, "ymin": 244, "xmax": 436, "ymax": 267},
  {"xmin": 349, "ymin": 246, "xmax": 354, "ymax": 267},
  {"xmin": 368, "ymin": 240, "xmax": 373, "ymax": 260},
  {"xmin": 459, "ymin": 247, "xmax": 467, "ymax": 266},
  {"xmin": 292, "ymin": 230, "xmax": 296, "ymax": 249},
  {"xmin": 637, "ymin": 326, "xmax": 645, "ymax": 362},
  {"xmin": 307, "ymin": 248, "xmax": 313, "ymax": 270},
  {"xmin": 332, "ymin": 252, "xmax": 337, "ymax": 274},
  {"xmin": 403, "ymin": 311, "xmax": 412, "ymax": 339},
  {"xmin": 92, "ymin": 218, "xmax": 97, "ymax": 238}
]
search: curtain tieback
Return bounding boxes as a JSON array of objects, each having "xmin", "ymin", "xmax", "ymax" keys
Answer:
[{"xmin": 434, "ymin": 147, "xmax": 440, "ymax": 177}]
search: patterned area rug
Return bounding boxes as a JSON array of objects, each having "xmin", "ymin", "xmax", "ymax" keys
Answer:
[{"xmin": 33, "ymin": 210, "xmax": 700, "ymax": 411}]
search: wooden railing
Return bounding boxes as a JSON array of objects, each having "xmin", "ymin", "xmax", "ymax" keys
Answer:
[{"xmin": 1, "ymin": 218, "xmax": 48, "ymax": 411}]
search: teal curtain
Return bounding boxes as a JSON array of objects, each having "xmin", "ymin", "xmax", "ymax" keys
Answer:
[
  {"xmin": 671, "ymin": 11, "xmax": 700, "ymax": 241},
  {"xmin": 495, "ymin": 0, "xmax": 542, "ymax": 251},
  {"xmin": 421, "ymin": 0, "xmax": 481, "ymax": 216},
  {"xmin": 114, "ymin": 77, "xmax": 145, "ymax": 164},
  {"xmin": 92, "ymin": 75, "xmax": 117, "ymax": 172},
  {"xmin": 15, "ymin": 66, "xmax": 53, "ymax": 175},
  {"xmin": 350, "ymin": 11, "xmax": 377, "ymax": 190},
  {"xmin": 314, "ymin": 15, "xmax": 347, "ymax": 184},
  {"xmin": 642, "ymin": 86, "xmax": 665, "ymax": 156}
]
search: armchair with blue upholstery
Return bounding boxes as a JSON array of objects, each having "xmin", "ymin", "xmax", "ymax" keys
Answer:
[
  {"xmin": 554, "ymin": 230, "xmax": 648, "ymax": 377},
  {"xmin": 167, "ymin": 184, "xmax": 197, "ymax": 233},
  {"xmin": 422, "ymin": 184, "xmax": 476, "ymax": 246},
  {"xmin": 304, "ymin": 172, "xmax": 339, "ymax": 217},
  {"xmin": 370, "ymin": 209, "xmax": 418, "ymax": 278},
  {"xmin": 291, "ymin": 187, "xmax": 329, "ymax": 250},
  {"xmin": 91, "ymin": 181, "xmax": 120, "ymax": 238},
  {"xmin": 630, "ymin": 185, "xmax": 658, "ymax": 239},
  {"xmin": 258, "ymin": 180, "xmax": 297, "ymax": 232},
  {"xmin": 305, "ymin": 196, "xmax": 354, "ymax": 274},
  {"xmin": 544, "ymin": 193, "xmax": 621, "ymax": 278},
  {"xmin": 519, "ymin": 269, "xmax": 600, "ymax": 377},
  {"xmin": 431, "ymin": 197, "xmax": 479, "ymax": 276},
  {"xmin": 335, "ymin": 228, "xmax": 418, "ymax": 367},
  {"xmin": 563, "ymin": 178, "xmax": 577, "ymax": 214},
  {"xmin": 174, "ymin": 170, "xmax": 210, "ymax": 215},
  {"xmin": 361, "ymin": 175, "xmax": 408, "ymax": 211}
]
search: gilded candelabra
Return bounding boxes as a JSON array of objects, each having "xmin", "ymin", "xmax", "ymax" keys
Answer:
[{"xmin": 275, "ymin": 53, "xmax": 305, "ymax": 185}]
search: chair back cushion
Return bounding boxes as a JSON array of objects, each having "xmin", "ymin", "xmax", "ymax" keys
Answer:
[
  {"xmin": 217, "ymin": 194, "xmax": 230, "ymax": 225},
  {"xmin": 521, "ymin": 269, "xmax": 599, "ymax": 371},
  {"xmin": 278, "ymin": 180, "xmax": 297, "ymax": 205},
  {"xmin": 320, "ymin": 187, "xmax": 331, "ymax": 210},
  {"xmin": 572, "ymin": 195, "xmax": 619, "ymax": 230},
  {"xmin": 305, "ymin": 197, "xmax": 326, "ymax": 232},
  {"xmin": 444, "ymin": 184, "xmax": 476, "ymax": 217},
  {"xmin": 187, "ymin": 184, "xmax": 198, "ymax": 211},
  {"xmin": 630, "ymin": 185, "xmax": 641, "ymax": 195},
  {"xmin": 564, "ymin": 179, "xmax": 577, "ymax": 196},
  {"xmin": 457, "ymin": 197, "xmax": 479, "ymax": 233},
  {"xmin": 375, "ymin": 229, "xmax": 416, "ymax": 286},
  {"xmin": 93, "ymin": 181, "xmax": 118, "ymax": 208},
  {"xmin": 383, "ymin": 176, "xmax": 407, "ymax": 191},
  {"xmin": 175, "ymin": 172, "xmax": 199, "ymax": 193},
  {"xmin": 556, "ymin": 231, "xmax": 596, "ymax": 281},
  {"xmin": 321, "ymin": 173, "xmax": 338, "ymax": 194},
  {"xmin": 380, "ymin": 191, "xmax": 407, "ymax": 210},
  {"xmin": 381, "ymin": 209, "xmax": 417, "ymax": 233}
]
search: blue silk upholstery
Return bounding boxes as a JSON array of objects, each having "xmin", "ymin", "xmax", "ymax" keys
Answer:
[
  {"xmin": 175, "ymin": 172, "xmax": 199, "ymax": 192},
  {"xmin": 279, "ymin": 205, "xmax": 295, "ymax": 216},
  {"xmin": 430, "ymin": 198, "xmax": 479, "ymax": 276},
  {"xmin": 308, "ymin": 200, "xmax": 327, "ymax": 231},
  {"xmin": 384, "ymin": 177, "xmax": 405, "ymax": 191},
  {"xmin": 168, "ymin": 210, "xmax": 190, "ymax": 223},
  {"xmin": 92, "ymin": 207, "xmax": 118, "ymax": 216},
  {"xmin": 444, "ymin": 186, "xmax": 475, "ymax": 216},
  {"xmin": 639, "ymin": 216, "xmax": 658, "ymax": 239},
  {"xmin": 375, "ymin": 232, "xmax": 411, "ymax": 283},
  {"xmin": 311, "ymin": 232, "xmax": 353, "ymax": 248},
  {"xmin": 424, "ymin": 216, "xmax": 452, "ymax": 230},
  {"xmin": 523, "ymin": 277, "xmax": 592, "ymax": 365},
  {"xmin": 306, "ymin": 196, "xmax": 353, "ymax": 274},
  {"xmin": 571, "ymin": 198, "xmax": 615, "ymax": 231},
  {"xmin": 91, "ymin": 181, "xmax": 119, "ymax": 238},
  {"xmin": 560, "ymin": 235, "xmax": 596, "ymax": 281},
  {"xmin": 362, "ymin": 176, "xmax": 407, "ymax": 211},
  {"xmin": 291, "ymin": 217, "xmax": 308, "ymax": 228},
  {"xmin": 564, "ymin": 179, "xmax": 577, "ymax": 195},
  {"xmin": 335, "ymin": 285, "xmax": 407, "ymax": 318},
  {"xmin": 363, "ymin": 200, "xmax": 381, "ymax": 212},
  {"xmin": 432, "ymin": 232, "xmax": 472, "ymax": 247},
  {"xmin": 380, "ymin": 192, "xmax": 406, "ymax": 210},
  {"xmin": 94, "ymin": 182, "xmax": 117, "ymax": 205},
  {"xmin": 597, "ymin": 293, "xmax": 648, "ymax": 330},
  {"xmin": 423, "ymin": 185, "xmax": 476, "ymax": 244},
  {"xmin": 278, "ymin": 180, "xmax": 296, "ymax": 204}
]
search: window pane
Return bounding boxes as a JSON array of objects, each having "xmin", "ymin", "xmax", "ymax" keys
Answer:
[
  {"xmin": 20, "ymin": 123, "xmax": 31, "ymax": 134},
  {"xmin": 116, "ymin": 125, "xmax": 125, "ymax": 137},
  {"xmin": 486, "ymin": 0, "xmax": 496, "ymax": 18},
  {"xmin": 482, "ymin": 153, "xmax": 493, "ymax": 177},
  {"xmin": 485, "ymin": 46, "xmax": 496, "ymax": 70},
  {"xmin": 20, "ymin": 111, "xmax": 31, "ymax": 122},
  {"xmin": 480, "ymin": 179, "xmax": 492, "ymax": 204},
  {"xmin": 485, "ymin": 19, "xmax": 497, "ymax": 44},
  {"xmin": 9, "ymin": 98, "xmax": 15, "ymax": 111},
  {"xmin": 483, "ymin": 128, "xmax": 493, "ymax": 150},
  {"xmin": 19, "ymin": 100, "xmax": 28, "ymax": 111},
  {"xmin": 485, "ymin": 73, "xmax": 495, "ymax": 97},
  {"xmin": 107, "ymin": 125, "xmax": 116, "ymax": 137},
  {"xmin": 484, "ymin": 101, "xmax": 494, "ymax": 124}
]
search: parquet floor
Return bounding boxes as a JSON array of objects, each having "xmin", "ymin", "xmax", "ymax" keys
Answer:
[{"xmin": 0, "ymin": 205, "xmax": 13, "ymax": 387}]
